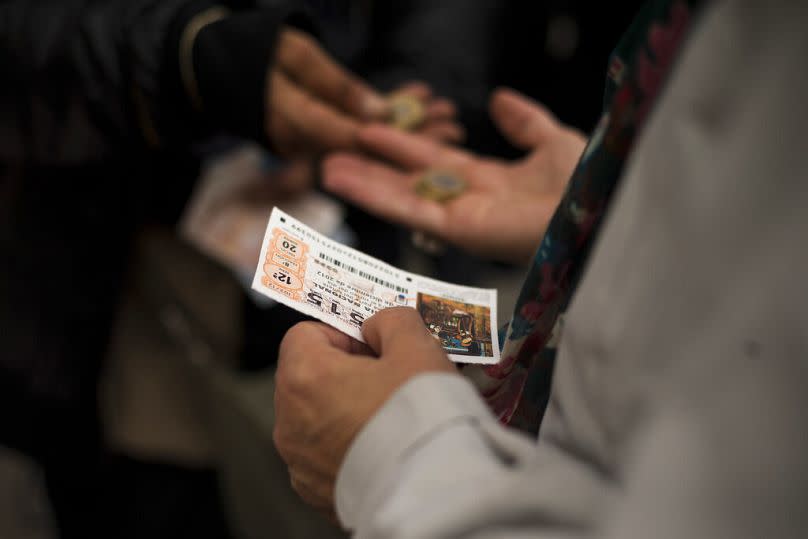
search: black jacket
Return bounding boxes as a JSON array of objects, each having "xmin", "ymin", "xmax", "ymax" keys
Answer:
[{"xmin": 0, "ymin": 0, "xmax": 304, "ymax": 458}]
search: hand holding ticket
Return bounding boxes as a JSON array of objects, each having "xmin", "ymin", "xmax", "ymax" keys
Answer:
[{"xmin": 252, "ymin": 208, "xmax": 500, "ymax": 364}]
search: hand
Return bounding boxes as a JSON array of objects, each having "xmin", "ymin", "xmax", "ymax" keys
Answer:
[
  {"xmin": 267, "ymin": 29, "xmax": 461, "ymax": 156},
  {"xmin": 323, "ymin": 88, "xmax": 587, "ymax": 263},
  {"xmin": 273, "ymin": 308, "xmax": 456, "ymax": 517},
  {"xmin": 388, "ymin": 81, "xmax": 465, "ymax": 143}
]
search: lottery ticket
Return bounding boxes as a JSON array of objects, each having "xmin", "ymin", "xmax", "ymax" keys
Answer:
[{"xmin": 252, "ymin": 208, "xmax": 500, "ymax": 364}]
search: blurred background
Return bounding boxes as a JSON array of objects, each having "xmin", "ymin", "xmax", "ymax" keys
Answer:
[{"xmin": 0, "ymin": 1, "xmax": 640, "ymax": 537}]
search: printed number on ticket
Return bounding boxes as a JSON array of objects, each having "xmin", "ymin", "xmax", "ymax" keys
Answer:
[{"xmin": 252, "ymin": 208, "xmax": 500, "ymax": 364}]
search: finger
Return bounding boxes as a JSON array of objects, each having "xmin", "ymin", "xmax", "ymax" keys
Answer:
[
  {"xmin": 280, "ymin": 321, "xmax": 373, "ymax": 361},
  {"xmin": 276, "ymin": 29, "xmax": 388, "ymax": 120},
  {"xmin": 271, "ymin": 71, "xmax": 361, "ymax": 151},
  {"xmin": 361, "ymin": 307, "xmax": 437, "ymax": 358},
  {"xmin": 277, "ymin": 323, "xmax": 342, "ymax": 385},
  {"xmin": 276, "ymin": 322, "xmax": 373, "ymax": 403},
  {"xmin": 424, "ymin": 98, "xmax": 457, "ymax": 122},
  {"xmin": 357, "ymin": 124, "xmax": 469, "ymax": 169},
  {"xmin": 322, "ymin": 153, "xmax": 447, "ymax": 234},
  {"xmin": 394, "ymin": 81, "xmax": 432, "ymax": 99},
  {"xmin": 489, "ymin": 87, "xmax": 560, "ymax": 150},
  {"xmin": 392, "ymin": 81, "xmax": 433, "ymax": 101},
  {"xmin": 420, "ymin": 122, "xmax": 466, "ymax": 144}
]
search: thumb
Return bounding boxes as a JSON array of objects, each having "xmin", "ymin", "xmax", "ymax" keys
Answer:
[
  {"xmin": 361, "ymin": 307, "xmax": 438, "ymax": 358},
  {"xmin": 489, "ymin": 87, "xmax": 560, "ymax": 150},
  {"xmin": 275, "ymin": 28, "xmax": 389, "ymax": 121}
]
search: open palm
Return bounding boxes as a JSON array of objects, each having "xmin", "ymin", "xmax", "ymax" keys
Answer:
[{"xmin": 323, "ymin": 88, "xmax": 586, "ymax": 263}]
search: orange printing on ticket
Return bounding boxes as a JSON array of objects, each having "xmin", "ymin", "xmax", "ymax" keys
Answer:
[{"xmin": 262, "ymin": 227, "xmax": 309, "ymax": 300}]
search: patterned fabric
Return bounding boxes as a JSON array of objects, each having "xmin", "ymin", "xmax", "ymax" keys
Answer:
[{"xmin": 462, "ymin": 0, "xmax": 702, "ymax": 434}]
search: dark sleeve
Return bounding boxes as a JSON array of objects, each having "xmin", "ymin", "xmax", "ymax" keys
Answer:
[
  {"xmin": 0, "ymin": 0, "xmax": 307, "ymax": 165},
  {"xmin": 188, "ymin": 6, "xmax": 314, "ymax": 146}
]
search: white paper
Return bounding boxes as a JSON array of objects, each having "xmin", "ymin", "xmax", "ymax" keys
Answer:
[{"xmin": 252, "ymin": 208, "xmax": 500, "ymax": 364}]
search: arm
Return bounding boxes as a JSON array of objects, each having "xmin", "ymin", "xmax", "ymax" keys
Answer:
[
  {"xmin": 336, "ymin": 373, "xmax": 611, "ymax": 538},
  {"xmin": 0, "ymin": 0, "xmax": 390, "ymax": 165},
  {"xmin": 275, "ymin": 309, "xmax": 808, "ymax": 539},
  {"xmin": 339, "ymin": 357, "xmax": 808, "ymax": 539},
  {"xmin": 272, "ymin": 308, "xmax": 611, "ymax": 537}
]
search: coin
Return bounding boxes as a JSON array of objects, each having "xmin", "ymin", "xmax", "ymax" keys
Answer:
[
  {"xmin": 414, "ymin": 170, "xmax": 467, "ymax": 203},
  {"xmin": 388, "ymin": 94, "xmax": 426, "ymax": 131}
]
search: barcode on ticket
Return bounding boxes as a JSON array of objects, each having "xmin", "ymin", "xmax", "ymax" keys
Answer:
[{"xmin": 317, "ymin": 253, "xmax": 407, "ymax": 293}]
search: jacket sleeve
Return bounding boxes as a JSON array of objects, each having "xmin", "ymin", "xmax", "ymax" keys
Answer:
[
  {"xmin": 341, "ymin": 365, "xmax": 808, "ymax": 539},
  {"xmin": 336, "ymin": 373, "xmax": 613, "ymax": 538},
  {"xmin": 0, "ymin": 0, "xmax": 307, "ymax": 166}
]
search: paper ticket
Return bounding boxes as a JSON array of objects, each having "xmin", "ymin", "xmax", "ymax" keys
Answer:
[{"xmin": 252, "ymin": 208, "xmax": 500, "ymax": 364}]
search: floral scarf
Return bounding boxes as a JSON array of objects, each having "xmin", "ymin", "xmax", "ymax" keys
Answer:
[{"xmin": 463, "ymin": 0, "xmax": 703, "ymax": 434}]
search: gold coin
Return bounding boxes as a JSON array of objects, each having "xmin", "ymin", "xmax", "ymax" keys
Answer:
[
  {"xmin": 388, "ymin": 94, "xmax": 426, "ymax": 131},
  {"xmin": 414, "ymin": 170, "xmax": 467, "ymax": 203}
]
